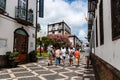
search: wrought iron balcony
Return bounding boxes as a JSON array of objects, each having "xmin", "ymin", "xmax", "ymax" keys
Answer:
[
  {"xmin": 0, "ymin": 0, "xmax": 6, "ymax": 14},
  {"xmin": 88, "ymin": 0, "xmax": 98, "ymax": 12},
  {"xmin": 15, "ymin": 7, "xmax": 33, "ymax": 25}
]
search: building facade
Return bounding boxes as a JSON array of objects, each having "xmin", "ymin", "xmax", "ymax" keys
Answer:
[
  {"xmin": 0, "ymin": 0, "xmax": 37, "ymax": 66},
  {"xmin": 88, "ymin": 0, "xmax": 120, "ymax": 80},
  {"xmin": 69, "ymin": 35, "xmax": 82, "ymax": 48},
  {"xmin": 47, "ymin": 21, "xmax": 71, "ymax": 36}
]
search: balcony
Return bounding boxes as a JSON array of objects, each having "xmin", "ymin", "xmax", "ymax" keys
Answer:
[
  {"xmin": 15, "ymin": 7, "xmax": 33, "ymax": 26},
  {"xmin": 0, "ymin": 0, "xmax": 6, "ymax": 14},
  {"xmin": 88, "ymin": 0, "xmax": 98, "ymax": 13}
]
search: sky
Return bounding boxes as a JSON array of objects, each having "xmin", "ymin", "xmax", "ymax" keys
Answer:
[{"xmin": 38, "ymin": 0, "xmax": 88, "ymax": 43}]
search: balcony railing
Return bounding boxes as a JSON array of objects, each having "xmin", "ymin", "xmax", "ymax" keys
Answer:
[
  {"xmin": 27, "ymin": 11, "xmax": 33, "ymax": 24},
  {"xmin": 88, "ymin": 0, "xmax": 98, "ymax": 12},
  {"xmin": 0, "ymin": 0, "xmax": 6, "ymax": 13},
  {"xmin": 15, "ymin": 7, "xmax": 33, "ymax": 25}
]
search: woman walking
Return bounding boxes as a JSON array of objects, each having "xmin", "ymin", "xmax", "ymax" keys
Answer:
[
  {"xmin": 61, "ymin": 47, "xmax": 66, "ymax": 66},
  {"xmin": 55, "ymin": 47, "xmax": 61, "ymax": 66},
  {"xmin": 68, "ymin": 47, "xmax": 74, "ymax": 66},
  {"xmin": 47, "ymin": 45, "xmax": 53, "ymax": 66}
]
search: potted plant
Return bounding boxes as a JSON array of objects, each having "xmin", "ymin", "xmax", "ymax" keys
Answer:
[
  {"xmin": 6, "ymin": 51, "xmax": 19, "ymax": 67},
  {"xmin": 29, "ymin": 50, "xmax": 37, "ymax": 62}
]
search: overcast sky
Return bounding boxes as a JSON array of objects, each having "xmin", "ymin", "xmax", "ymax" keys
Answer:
[{"xmin": 38, "ymin": 0, "xmax": 88, "ymax": 43}]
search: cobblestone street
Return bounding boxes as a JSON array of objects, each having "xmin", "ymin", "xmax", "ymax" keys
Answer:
[{"xmin": 0, "ymin": 53, "xmax": 95, "ymax": 80}]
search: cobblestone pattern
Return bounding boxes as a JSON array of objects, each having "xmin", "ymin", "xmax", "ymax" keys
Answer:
[{"xmin": 0, "ymin": 53, "xmax": 95, "ymax": 80}]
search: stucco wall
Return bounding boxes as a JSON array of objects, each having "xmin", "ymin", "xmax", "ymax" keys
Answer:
[
  {"xmin": 0, "ymin": 0, "xmax": 36, "ymax": 55},
  {"xmin": 94, "ymin": 0, "xmax": 120, "ymax": 71}
]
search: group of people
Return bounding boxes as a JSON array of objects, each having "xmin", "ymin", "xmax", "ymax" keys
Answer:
[{"xmin": 47, "ymin": 45, "xmax": 80, "ymax": 66}]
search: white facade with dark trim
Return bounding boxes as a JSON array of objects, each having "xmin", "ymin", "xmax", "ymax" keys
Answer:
[
  {"xmin": 0, "ymin": 0, "xmax": 37, "ymax": 65},
  {"xmin": 88, "ymin": 0, "xmax": 120, "ymax": 79}
]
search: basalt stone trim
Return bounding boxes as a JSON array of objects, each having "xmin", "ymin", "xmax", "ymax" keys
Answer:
[
  {"xmin": 0, "ymin": 55, "xmax": 7, "ymax": 68},
  {"xmin": 91, "ymin": 53, "xmax": 120, "ymax": 80}
]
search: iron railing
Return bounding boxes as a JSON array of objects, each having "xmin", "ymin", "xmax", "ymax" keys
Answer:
[{"xmin": 15, "ymin": 7, "xmax": 33, "ymax": 24}]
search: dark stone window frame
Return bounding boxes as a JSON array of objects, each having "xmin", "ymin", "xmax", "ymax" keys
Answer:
[
  {"xmin": 111, "ymin": 0, "xmax": 120, "ymax": 40},
  {"xmin": 99, "ymin": 0, "xmax": 104, "ymax": 45}
]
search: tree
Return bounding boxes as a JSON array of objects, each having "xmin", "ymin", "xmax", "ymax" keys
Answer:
[{"xmin": 47, "ymin": 34, "xmax": 71, "ymax": 48}]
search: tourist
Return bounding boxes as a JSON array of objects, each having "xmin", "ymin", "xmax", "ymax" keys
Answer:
[
  {"xmin": 61, "ymin": 47, "xmax": 66, "ymax": 66},
  {"xmin": 74, "ymin": 48, "xmax": 80, "ymax": 66},
  {"xmin": 47, "ymin": 45, "xmax": 53, "ymax": 66},
  {"xmin": 55, "ymin": 47, "xmax": 61, "ymax": 66}
]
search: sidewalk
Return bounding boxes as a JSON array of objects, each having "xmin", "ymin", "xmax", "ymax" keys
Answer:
[{"xmin": 0, "ymin": 53, "xmax": 95, "ymax": 80}]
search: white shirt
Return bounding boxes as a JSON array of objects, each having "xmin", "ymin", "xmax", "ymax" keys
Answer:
[{"xmin": 61, "ymin": 48, "xmax": 66, "ymax": 57}]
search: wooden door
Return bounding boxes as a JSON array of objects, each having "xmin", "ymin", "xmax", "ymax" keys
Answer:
[{"xmin": 14, "ymin": 33, "xmax": 28, "ymax": 63}]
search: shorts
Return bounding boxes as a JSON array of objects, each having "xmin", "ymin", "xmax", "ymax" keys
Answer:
[
  {"xmin": 75, "ymin": 58, "xmax": 79, "ymax": 62},
  {"xmin": 62, "ymin": 56, "xmax": 66, "ymax": 59}
]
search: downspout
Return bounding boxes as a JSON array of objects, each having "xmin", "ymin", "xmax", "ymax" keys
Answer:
[{"xmin": 35, "ymin": 0, "xmax": 38, "ymax": 53}]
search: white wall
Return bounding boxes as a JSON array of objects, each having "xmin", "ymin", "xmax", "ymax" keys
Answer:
[
  {"xmin": 94, "ymin": 0, "xmax": 120, "ymax": 71},
  {"xmin": 0, "ymin": 0, "xmax": 36, "ymax": 55}
]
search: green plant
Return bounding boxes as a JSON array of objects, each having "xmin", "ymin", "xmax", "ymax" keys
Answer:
[
  {"xmin": 29, "ymin": 50, "xmax": 37, "ymax": 62},
  {"xmin": 42, "ymin": 52, "xmax": 48, "ymax": 57},
  {"xmin": 6, "ymin": 51, "xmax": 19, "ymax": 67},
  {"xmin": 6, "ymin": 51, "xmax": 18, "ymax": 60}
]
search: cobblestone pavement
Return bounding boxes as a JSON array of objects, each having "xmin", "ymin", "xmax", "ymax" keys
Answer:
[{"xmin": 0, "ymin": 53, "xmax": 95, "ymax": 80}]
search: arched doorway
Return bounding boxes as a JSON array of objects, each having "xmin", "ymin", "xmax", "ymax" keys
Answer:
[{"xmin": 14, "ymin": 28, "xmax": 29, "ymax": 63}]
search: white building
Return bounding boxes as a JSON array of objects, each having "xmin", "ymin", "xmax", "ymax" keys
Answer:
[
  {"xmin": 47, "ymin": 21, "xmax": 82, "ymax": 48},
  {"xmin": 88, "ymin": 0, "xmax": 120, "ymax": 79},
  {"xmin": 0, "ymin": 0, "xmax": 37, "ymax": 66},
  {"xmin": 69, "ymin": 35, "xmax": 82, "ymax": 48},
  {"xmin": 47, "ymin": 21, "xmax": 71, "ymax": 36}
]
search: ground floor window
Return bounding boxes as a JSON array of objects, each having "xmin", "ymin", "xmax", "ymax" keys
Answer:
[{"xmin": 111, "ymin": 0, "xmax": 120, "ymax": 40}]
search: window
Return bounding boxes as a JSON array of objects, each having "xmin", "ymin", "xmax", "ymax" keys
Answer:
[
  {"xmin": 18, "ymin": 0, "xmax": 26, "ymax": 9},
  {"xmin": 99, "ymin": 0, "xmax": 104, "ymax": 45},
  {"xmin": 96, "ymin": 18, "xmax": 98, "ymax": 47},
  {"xmin": 111, "ymin": 0, "xmax": 120, "ymax": 40}
]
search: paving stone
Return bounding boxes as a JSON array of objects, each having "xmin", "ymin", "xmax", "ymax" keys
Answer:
[
  {"xmin": 35, "ymin": 70, "xmax": 54, "ymax": 74},
  {"xmin": 84, "ymin": 70, "xmax": 94, "ymax": 74},
  {"xmin": 11, "ymin": 68, "xmax": 28, "ymax": 72},
  {"xmin": 18, "ymin": 77, "xmax": 42, "ymax": 80},
  {"xmin": 25, "ymin": 64, "xmax": 38, "ymax": 67},
  {"xmin": 0, "ymin": 74, "xmax": 11, "ymax": 79},
  {"xmin": 46, "ymin": 66, "xmax": 60, "ymax": 69},
  {"xmin": 29, "ymin": 67, "xmax": 45, "ymax": 71},
  {"xmin": 14, "ymin": 72, "xmax": 34, "ymax": 77},
  {"xmin": 83, "ymin": 76, "xmax": 95, "ymax": 80},
  {"xmin": 0, "ymin": 53, "xmax": 95, "ymax": 80},
  {"xmin": 43, "ymin": 74, "xmax": 65, "ymax": 80},
  {"xmin": 0, "ymin": 70, "xmax": 8, "ymax": 74},
  {"xmin": 67, "ymin": 67, "xmax": 83, "ymax": 71},
  {"xmin": 53, "ymin": 69, "xmax": 69, "ymax": 73},
  {"xmin": 63, "ymin": 72, "xmax": 83, "ymax": 78}
]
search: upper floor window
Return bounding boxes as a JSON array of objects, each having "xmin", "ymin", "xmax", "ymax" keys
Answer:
[
  {"xmin": 111, "ymin": 0, "xmax": 120, "ymax": 40},
  {"xmin": 18, "ymin": 0, "xmax": 27, "ymax": 9}
]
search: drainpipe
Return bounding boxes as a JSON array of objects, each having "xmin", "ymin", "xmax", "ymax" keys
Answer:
[{"xmin": 35, "ymin": 0, "xmax": 38, "ymax": 53}]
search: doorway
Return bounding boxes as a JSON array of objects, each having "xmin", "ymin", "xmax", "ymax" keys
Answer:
[{"xmin": 14, "ymin": 28, "xmax": 29, "ymax": 63}]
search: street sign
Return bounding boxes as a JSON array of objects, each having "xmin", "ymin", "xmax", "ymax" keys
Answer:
[{"xmin": 39, "ymin": 0, "xmax": 44, "ymax": 18}]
